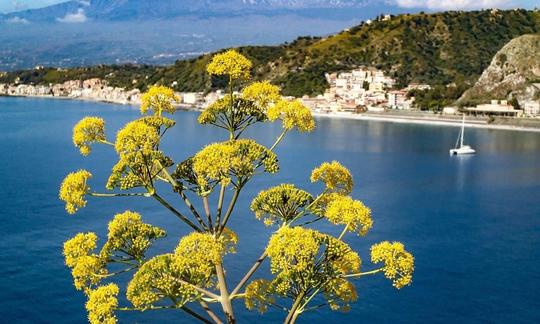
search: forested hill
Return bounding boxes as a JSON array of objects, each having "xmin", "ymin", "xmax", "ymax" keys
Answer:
[{"xmin": 1, "ymin": 9, "xmax": 539, "ymax": 97}]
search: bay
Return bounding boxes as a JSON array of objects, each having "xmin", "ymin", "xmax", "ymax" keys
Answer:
[{"xmin": 1, "ymin": 96, "xmax": 539, "ymax": 323}]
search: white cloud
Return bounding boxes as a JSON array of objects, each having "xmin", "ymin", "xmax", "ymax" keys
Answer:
[
  {"xmin": 56, "ymin": 8, "xmax": 87, "ymax": 23},
  {"xmin": 78, "ymin": 0, "xmax": 91, "ymax": 6},
  {"xmin": 393, "ymin": 0, "xmax": 513, "ymax": 10},
  {"xmin": 6, "ymin": 16, "xmax": 29, "ymax": 24}
]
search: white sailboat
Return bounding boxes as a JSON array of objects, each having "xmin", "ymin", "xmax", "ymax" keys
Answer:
[{"xmin": 450, "ymin": 115, "xmax": 476, "ymax": 155}]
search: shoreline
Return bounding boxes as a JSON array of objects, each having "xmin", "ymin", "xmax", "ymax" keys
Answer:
[
  {"xmin": 312, "ymin": 112, "xmax": 540, "ymax": 133},
  {"xmin": 2, "ymin": 94, "xmax": 540, "ymax": 133}
]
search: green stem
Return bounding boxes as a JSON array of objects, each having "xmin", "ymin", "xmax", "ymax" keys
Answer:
[
  {"xmin": 342, "ymin": 268, "xmax": 385, "ymax": 278},
  {"xmin": 231, "ymin": 251, "xmax": 267, "ymax": 296},
  {"xmin": 203, "ymin": 196, "xmax": 214, "ymax": 231},
  {"xmin": 217, "ymin": 186, "xmax": 241, "ymax": 236},
  {"xmin": 338, "ymin": 223, "xmax": 350, "ymax": 240},
  {"xmin": 270, "ymin": 129, "xmax": 288, "ymax": 151},
  {"xmin": 215, "ymin": 184, "xmax": 226, "ymax": 232},
  {"xmin": 200, "ymin": 301, "xmax": 223, "ymax": 324},
  {"xmin": 90, "ymin": 192, "xmax": 150, "ymax": 197},
  {"xmin": 152, "ymin": 192, "xmax": 201, "ymax": 232},
  {"xmin": 284, "ymin": 291, "xmax": 306, "ymax": 324},
  {"xmin": 156, "ymin": 160, "xmax": 207, "ymax": 229}
]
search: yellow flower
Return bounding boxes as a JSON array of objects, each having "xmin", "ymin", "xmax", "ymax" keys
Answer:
[
  {"xmin": 59, "ymin": 170, "xmax": 92, "ymax": 214},
  {"xmin": 244, "ymin": 279, "xmax": 275, "ymax": 314},
  {"xmin": 325, "ymin": 195, "xmax": 373, "ymax": 236},
  {"xmin": 101, "ymin": 211, "xmax": 166, "ymax": 260},
  {"xmin": 86, "ymin": 284, "xmax": 119, "ymax": 324},
  {"xmin": 64, "ymin": 232, "xmax": 98, "ymax": 268},
  {"xmin": 323, "ymin": 278, "xmax": 358, "ymax": 312},
  {"xmin": 72, "ymin": 255, "xmax": 107, "ymax": 291},
  {"xmin": 267, "ymin": 99, "xmax": 315, "ymax": 132},
  {"xmin": 192, "ymin": 139, "xmax": 278, "ymax": 192},
  {"xmin": 127, "ymin": 231, "xmax": 237, "ymax": 309},
  {"xmin": 207, "ymin": 49, "xmax": 252, "ymax": 80},
  {"xmin": 242, "ymin": 81, "xmax": 281, "ymax": 108},
  {"xmin": 140, "ymin": 86, "xmax": 179, "ymax": 116},
  {"xmin": 72, "ymin": 117, "xmax": 106, "ymax": 156},
  {"xmin": 127, "ymin": 254, "xmax": 198, "ymax": 309},
  {"xmin": 250, "ymin": 184, "xmax": 313, "ymax": 226},
  {"xmin": 371, "ymin": 241, "xmax": 415, "ymax": 289},
  {"xmin": 115, "ymin": 120, "xmax": 160, "ymax": 156},
  {"xmin": 254, "ymin": 227, "xmax": 360, "ymax": 312},
  {"xmin": 173, "ymin": 231, "xmax": 235, "ymax": 277},
  {"xmin": 311, "ymin": 161, "xmax": 353, "ymax": 194}
]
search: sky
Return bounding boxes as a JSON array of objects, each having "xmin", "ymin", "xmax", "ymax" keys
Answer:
[{"xmin": 0, "ymin": 0, "xmax": 538, "ymax": 13}]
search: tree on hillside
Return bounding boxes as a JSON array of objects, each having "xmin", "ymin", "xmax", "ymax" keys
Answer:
[{"xmin": 59, "ymin": 50, "xmax": 415, "ymax": 324}]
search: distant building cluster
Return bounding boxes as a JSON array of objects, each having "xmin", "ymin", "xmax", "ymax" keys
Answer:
[{"xmin": 300, "ymin": 67, "xmax": 426, "ymax": 113}]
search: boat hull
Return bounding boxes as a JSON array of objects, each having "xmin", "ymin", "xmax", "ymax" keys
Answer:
[{"xmin": 450, "ymin": 146, "xmax": 476, "ymax": 155}]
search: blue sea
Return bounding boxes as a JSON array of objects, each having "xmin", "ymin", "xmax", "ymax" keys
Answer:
[{"xmin": 1, "ymin": 96, "xmax": 540, "ymax": 323}]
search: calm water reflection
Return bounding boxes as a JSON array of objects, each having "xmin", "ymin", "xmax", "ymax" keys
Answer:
[{"xmin": 1, "ymin": 97, "xmax": 539, "ymax": 323}]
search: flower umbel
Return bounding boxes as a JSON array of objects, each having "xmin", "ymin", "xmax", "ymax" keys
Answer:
[
  {"xmin": 268, "ymin": 99, "xmax": 315, "ymax": 132},
  {"xmin": 371, "ymin": 241, "xmax": 415, "ymax": 289},
  {"xmin": 140, "ymin": 86, "xmax": 180, "ymax": 116},
  {"xmin": 207, "ymin": 49, "xmax": 252, "ymax": 80},
  {"xmin": 242, "ymin": 81, "xmax": 281, "ymax": 109},
  {"xmin": 311, "ymin": 161, "xmax": 353, "ymax": 194},
  {"xmin": 73, "ymin": 117, "xmax": 106, "ymax": 156},
  {"xmin": 86, "ymin": 284, "xmax": 119, "ymax": 324},
  {"xmin": 101, "ymin": 211, "xmax": 166, "ymax": 260},
  {"xmin": 325, "ymin": 195, "xmax": 373, "ymax": 236},
  {"xmin": 59, "ymin": 170, "xmax": 92, "ymax": 214},
  {"xmin": 192, "ymin": 139, "xmax": 278, "ymax": 192},
  {"xmin": 250, "ymin": 184, "xmax": 313, "ymax": 226}
]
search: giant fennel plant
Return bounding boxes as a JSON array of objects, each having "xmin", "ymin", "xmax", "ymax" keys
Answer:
[{"xmin": 60, "ymin": 49, "xmax": 415, "ymax": 324}]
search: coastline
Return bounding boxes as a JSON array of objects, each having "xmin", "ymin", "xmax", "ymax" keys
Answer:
[{"xmin": 2, "ymin": 93, "xmax": 540, "ymax": 133}]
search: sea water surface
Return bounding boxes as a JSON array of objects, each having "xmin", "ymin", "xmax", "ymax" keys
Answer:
[{"xmin": 1, "ymin": 96, "xmax": 539, "ymax": 323}]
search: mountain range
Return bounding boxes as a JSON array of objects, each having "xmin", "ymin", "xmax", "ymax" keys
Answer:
[
  {"xmin": 0, "ymin": 0, "xmax": 404, "ymax": 71},
  {"xmin": 3, "ymin": 9, "xmax": 539, "ymax": 108},
  {"xmin": 1, "ymin": 0, "xmax": 379, "ymax": 22}
]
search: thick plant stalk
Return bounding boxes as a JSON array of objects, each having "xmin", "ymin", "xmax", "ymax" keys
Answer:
[
  {"xmin": 284, "ymin": 292, "xmax": 306, "ymax": 324},
  {"xmin": 216, "ymin": 263, "xmax": 235, "ymax": 323}
]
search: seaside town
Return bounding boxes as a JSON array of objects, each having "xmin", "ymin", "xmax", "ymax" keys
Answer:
[{"xmin": 1, "ymin": 66, "xmax": 539, "ymax": 120}]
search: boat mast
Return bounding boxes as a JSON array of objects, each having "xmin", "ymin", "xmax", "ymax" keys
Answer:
[{"xmin": 460, "ymin": 115, "xmax": 465, "ymax": 148}]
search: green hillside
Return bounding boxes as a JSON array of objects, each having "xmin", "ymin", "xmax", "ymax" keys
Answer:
[{"xmin": 1, "ymin": 9, "xmax": 539, "ymax": 100}]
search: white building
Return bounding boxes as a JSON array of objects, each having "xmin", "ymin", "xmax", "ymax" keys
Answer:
[{"xmin": 523, "ymin": 101, "xmax": 540, "ymax": 117}]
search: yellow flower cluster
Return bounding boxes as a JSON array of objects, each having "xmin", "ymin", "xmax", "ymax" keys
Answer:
[
  {"xmin": 127, "ymin": 254, "xmax": 195, "ymax": 308},
  {"xmin": 311, "ymin": 161, "xmax": 353, "ymax": 194},
  {"xmin": 114, "ymin": 120, "xmax": 160, "ymax": 156},
  {"xmin": 323, "ymin": 278, "xmax": 358, "ymax": 311},
  {"xmin": 106, "ymin": 151, "xmax": 172, "ymax": 190},
  {"xmin": 242, "ymin": 81, "xmax": 281, "ymax": 109},
  {"xmin": 207, "ymin": 49, "xmax": 252, "ymax": 80},
  {"xmin": 101, "ymin": 211, "xmax": 166, "ymax": 260},
  {"xmin": 59, "ymin": 170, "xmax": 92, "ymax": 214},
  {"xmin": 64, "ymin": 232, "xmax": 98, "ymax": 268},
  {"xmin": 140, "ymin": 86, "xmax": 180, "ymax": 116},
  {"xmin": 127, "ymin": 231, "xmax": 237, "ymax": 309},
  {"xmin": 244, "ymin": 279, "xmax": 275, "ymax": 313},
  {"xmin": 249, "ymin": 227, "xmax": 360, "ymax": 313},
  {"xmin": 250, "ymin": 184, "xmax": 313, "ymax": 226},
  {"xmin": 267, "ymin": 99, "xmax": 315, "ymax": 132},
  {"xmin": 197, "ymin": 95, "xmax": 267, "ymax": 136},
  {"xmin": 173, "ymin": 231, "xmax": 237, "ymax": 276},
  {"xmin": 86, "ymin": 284, "xmax": 119, "ymax": 324},
  {"xmin": 63, "ymin": 232, "xmax": 107, "ymax": 291},
  {"xmin": 72, "ymin": 117, "xmax": 106, "ymax": 156},
  {"xmin": 325, "ymin": 195, "xmax": 373, "ymax": 236},
  {"xmin": 192, "ymin": 139, "xmax": 278, "ymax": 191},
  {"xmin": 371, "ymin": 241, "xmax": 415, "ymax": 289}
]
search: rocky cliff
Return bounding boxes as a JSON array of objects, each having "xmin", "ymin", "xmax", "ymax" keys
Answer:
[{"xmin": 458, "ymin": 34, "xmax": 540, "ymax": 106}]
